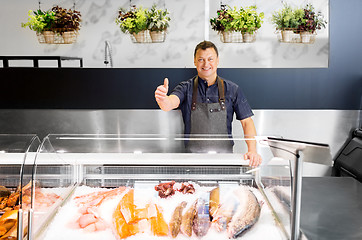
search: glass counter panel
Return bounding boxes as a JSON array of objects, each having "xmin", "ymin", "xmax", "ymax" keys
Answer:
[
  {"xmin": 29, "ymin": 136, "xmax": 78, "ymax": 240},
  {"xmin": 0, "ymin": 134, "xmax": 40, "ymax": 240},
  {"xmin": 31, "ymin": 134, "xmax": 331, "ymax": 240}
]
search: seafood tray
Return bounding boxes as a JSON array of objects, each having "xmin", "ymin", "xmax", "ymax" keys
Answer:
[
  {"xmin": 24, "ymin": 134, "xmax": 330, "ymax": 240},
  {"xmin": 37, "ymin": 180, "xmax": 284, "ymax": 240},
  {"xmin": 31, "ymin": 164, "xmax": 290, "ymax": 239}
]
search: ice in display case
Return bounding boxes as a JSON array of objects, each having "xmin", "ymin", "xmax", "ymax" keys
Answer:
[
  {"xmin": 0, "ymin": 134, "xmax": 41, "ymax": 240},
  {"xmin": 28, "ymin": 134, "xmax": 331, "ymax": 240}
]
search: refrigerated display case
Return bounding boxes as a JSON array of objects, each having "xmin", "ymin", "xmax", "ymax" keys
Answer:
[
  {"xmin": 27, "ymin": 134, "xmax": 331, "ymax": 240},
  {"xmin": 0, "ymin": 134, "xmax": 41, "ymax": 240}
]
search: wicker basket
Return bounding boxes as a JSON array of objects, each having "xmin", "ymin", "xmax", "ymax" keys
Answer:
[
  {"xmin": 220, "ymin": 31, "xmax": 243, "ymax": 43},
  {"xmin": 62, "ymin": 31, "xmax": 78, "ymax": 44},
  {"xmin": 131, "ymin": 30, "xmax": 151, "ymax": 43},
  {"xmin": 242, "ymin": 32, "xmax": 257, "ymax": 43},
  {"xmin": 36, "ymin": 31, "xmax": 78, "ymax": 44},
  {"xmin": 150, "ymin": 31, "xmax": 166, "ymax": 43},
  {"xmin": 42, "ymin": 31, "xmax": 55, "ymax": 44},
  {"xmin": 277, "ymin": 28, "xmax": 316, "ymax": 44}
]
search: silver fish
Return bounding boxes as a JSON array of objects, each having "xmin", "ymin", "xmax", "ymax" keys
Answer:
[
  {"xmin": 169, "ymin": 201, "xmax": 187, "ymax": 238},
  {"xmin": 193, "ymin": 194, "xmax": 211, "ymax": 237},
  {"xmin": 211, "ymin": 191, "xmax": 239, "ymax": 232},
  {"xmin": 227, "ymin": 185, "xmax": 261, "ymax": 239},
  {"xmin": 180, "ymin": 200, "xmax": 197, "ymax": 237}
]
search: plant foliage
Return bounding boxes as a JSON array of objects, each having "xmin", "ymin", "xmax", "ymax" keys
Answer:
[
  {"xmin": 116, "ymin": 6, "xmax": 149, "ymax": 34},
  {"xmin": 21, "ymin": 6, "xmax": 81, "ymax": 33},
  {"xmin": 298, "ymin": 4, "xmax": 327, "ymax": 33},
  {"xmin": 21, "ymin": 9, "xmax": 55, "ymax": 33},
  {"xmin": 52, "ymin": 6, "xmax": 82, "ymax": 32},
  {"xmin": 210, "ymin": 5, "xmax": 264, "ymax": 34},
  {"xmin": 271, "ymin": 4, "xmax": 303, "ymax": 29},
  {"xmin": 147, "ymin": 5, "xmax": 170, "ymax": 32},
  {"xmin": 271, "ymin": 3, "xmax": 326, "ymax": 33}
]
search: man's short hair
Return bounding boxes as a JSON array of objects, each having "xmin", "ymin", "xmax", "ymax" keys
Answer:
[{"xmin": 194, "ymin": 41, "xmax": 219, "ymax": 58}]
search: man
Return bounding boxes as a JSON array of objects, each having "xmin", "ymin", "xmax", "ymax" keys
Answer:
[{"xmin": 155, "ymin": 41, "xmax": 262, "ymax": 167}]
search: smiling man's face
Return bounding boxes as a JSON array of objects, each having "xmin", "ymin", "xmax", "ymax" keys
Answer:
[{"xmin": 194, "ymin": 47, "xmax": 219, "ymax": 84}]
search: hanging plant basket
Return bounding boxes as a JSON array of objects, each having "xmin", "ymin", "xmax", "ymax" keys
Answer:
[
  {"xmin": 129, "ymin": 30, "xmax": 167, "ymax": 43},
  {"xmin": 36, "ymin": 30, "xmax": 78, "ymax": 44},
  {"xmin": 276, "ymin": 28, "xmax": 316, "ymax": 44},
  {"xmin": 131, "ymin": 30, "xmax": 151, "ymax": 43},
  {"xmin": 149, "ymin": 31, "xmax": 166, "ymax": 43},
  {"xmin": 219, "ymin": 31, "xmax": 258, "ymax": 43},
  {"xmin": 242, "ymin": 32, "xmax": 257, "ymax": 43},
  {"xmin": 220, "ymin": 31, "xmax": 243, "ymax": 43}
]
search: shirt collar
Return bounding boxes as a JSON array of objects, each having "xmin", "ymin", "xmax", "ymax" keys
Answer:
[{"xmin": 198, "ymin": 75, "xmax": 217, "ymax": 87}]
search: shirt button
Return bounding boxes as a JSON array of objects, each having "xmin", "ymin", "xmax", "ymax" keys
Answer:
[{"xmin": 207, "ymin": 98, "xmax": 210, "ymax": 102}]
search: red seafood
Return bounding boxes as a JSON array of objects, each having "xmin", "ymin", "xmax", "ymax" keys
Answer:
[
  {"xmin": 155, "ymin": 181, "xmax": 195, "ymax": 199},
  {"xmin": 73, "ymin": 186, "xmax": 127, "ymax": 232},
  {"xmin": 155, "ymin": 181, "xmax": 176, "ymax": 198},
  {"xmin": 176, "ymin": 182, "xmax": 195, "ymax": 194},
  {"xmin": 77, "ymin": 208, "xmax": 107, "ymax": 232},
  {"xmin": 74, "ymin": 186, "xmax": 126, "ymax": 208}
]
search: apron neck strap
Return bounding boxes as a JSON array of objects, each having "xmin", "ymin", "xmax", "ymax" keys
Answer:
[{"xmin": 192, "ymin": 76, "xmax": 226, "ymax": 110}]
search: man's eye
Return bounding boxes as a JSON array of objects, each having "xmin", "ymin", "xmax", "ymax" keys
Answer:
[
  {"xmin": 209, "ymin": 58, "xmax": 214, "ymax": 62},
  {"xmin": 198, "ymin": 59, "xmax": 204, "ymax": 62}
]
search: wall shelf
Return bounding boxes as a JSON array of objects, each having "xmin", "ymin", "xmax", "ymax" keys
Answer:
[{"xmin": 0, "ymin": 56, "xmax": 83, "ymax": 68}]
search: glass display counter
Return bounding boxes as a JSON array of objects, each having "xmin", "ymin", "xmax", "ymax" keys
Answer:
[
  {"xmin": 0, "ymin": 134, "xmax": 41, "ymax": 240},
  {"xmin": 28, "ymin": 134, "xmax": 331, "ymax": 240}
]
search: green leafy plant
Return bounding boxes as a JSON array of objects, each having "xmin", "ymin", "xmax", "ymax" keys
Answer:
[
  {"xmin": 116, "ymin": 6, "xmax": 149, "ymax": 34},
  {"xmin": 21, "ymin": 9, "xmax": 55, "ymax": 33},
  {"xmin": 271, "ymin": 3, "xmax": 326, "ymax": 33},
  {"xmin": 271, "ymin": 4, "xmax": 303, "ymax": 29},
  {"xmin": 147, "ymin": 5, "xmax": 170, "ymax": 32},
  {"xmin": 210, "ymin": 7, "xmax": 233, "ymax": 32},
  {"xmin": 210, "ymin": 5, "xmax": 264, "ymax": 33},
  {"xmin": 22, "ymin": 6, "xmax": 81, "ymax": 34},
  {"xmin": 239, "ymin": 6, "xmax": 264, "ymax": 34},
  {"xmin": 52, "ymin": 6, "xmax": 82, "ymax": 33},
  {"xmin": 298, "ymin": 4, "xmax": 327, "ymax": 33}
]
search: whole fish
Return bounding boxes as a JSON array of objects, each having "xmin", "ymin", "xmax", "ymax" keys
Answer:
[
  {"xmin": 211, "ymin": 192, "xmax": 239, "ymax": 232},
  {"xmin": 209, "ymin": 187, "xmax": 219, "ymax": 218},
  {"xmin": 193, "ymin": 196, "xmax": 211, "ymax": 237},
  {"xmin": 169, "ymin": 201, "xmax": 187, "ymax": 238},
  {"xmin": 227, "ymin": 185, "xmax": 261, "ymax": 239},
  {"xmin": 180, "ymin": 200, "xmax": 197, "ymax": 237}
]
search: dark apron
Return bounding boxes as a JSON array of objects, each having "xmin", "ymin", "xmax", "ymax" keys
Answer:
[{"xmin": 186, "ymin": 76, "xmax": 233, "ymax": 153}]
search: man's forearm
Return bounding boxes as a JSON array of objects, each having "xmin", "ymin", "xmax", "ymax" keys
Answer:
[
  {"xmin": 241, "ymin": 118, "xmax": 258, "ymax": 152},
  {"xmin": 157, "ymin": 95, "xmax": 179, "ymax": 111}
]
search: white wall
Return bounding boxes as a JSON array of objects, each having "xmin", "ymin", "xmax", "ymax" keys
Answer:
[{"xmin": 0, "ymin": 0, "xmax": 328, "ymax": 68}]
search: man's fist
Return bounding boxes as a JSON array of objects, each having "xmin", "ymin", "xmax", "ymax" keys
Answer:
[{"xmin": 155, "ymin": 78, "xmax": 169, "ymax": 103}]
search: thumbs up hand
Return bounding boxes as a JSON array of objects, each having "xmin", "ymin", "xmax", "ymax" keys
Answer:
[{"xmin": 155, "ymin": 78, "xmax": 169, "ymax": 103}]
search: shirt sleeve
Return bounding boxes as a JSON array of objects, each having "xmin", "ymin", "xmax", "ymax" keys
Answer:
[
  {"xmin": 234, "ymin": 86, "xmax": 254, "ymax": 120},
  {"xmin": 170, "ymin": 80, "xmax": 190, "ymax": 104}
]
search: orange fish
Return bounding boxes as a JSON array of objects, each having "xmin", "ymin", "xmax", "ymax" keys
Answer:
[
  {"xmin": 148, "ymin": 204, "xmax": 168, "ymax": 236},
  {"xmin": 112, "ymin": 189, "xmax": 140, "ymax": 239}
]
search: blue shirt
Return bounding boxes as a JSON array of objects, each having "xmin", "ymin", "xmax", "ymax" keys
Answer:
[{"xmin": 171, "ymin": 75, "xmax": 254, "ymax": 135}]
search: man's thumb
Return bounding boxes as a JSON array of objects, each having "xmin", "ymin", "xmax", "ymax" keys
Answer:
[{"xmin": 164, "ymin": 78, "xmax": 169, "ymax": 88}]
